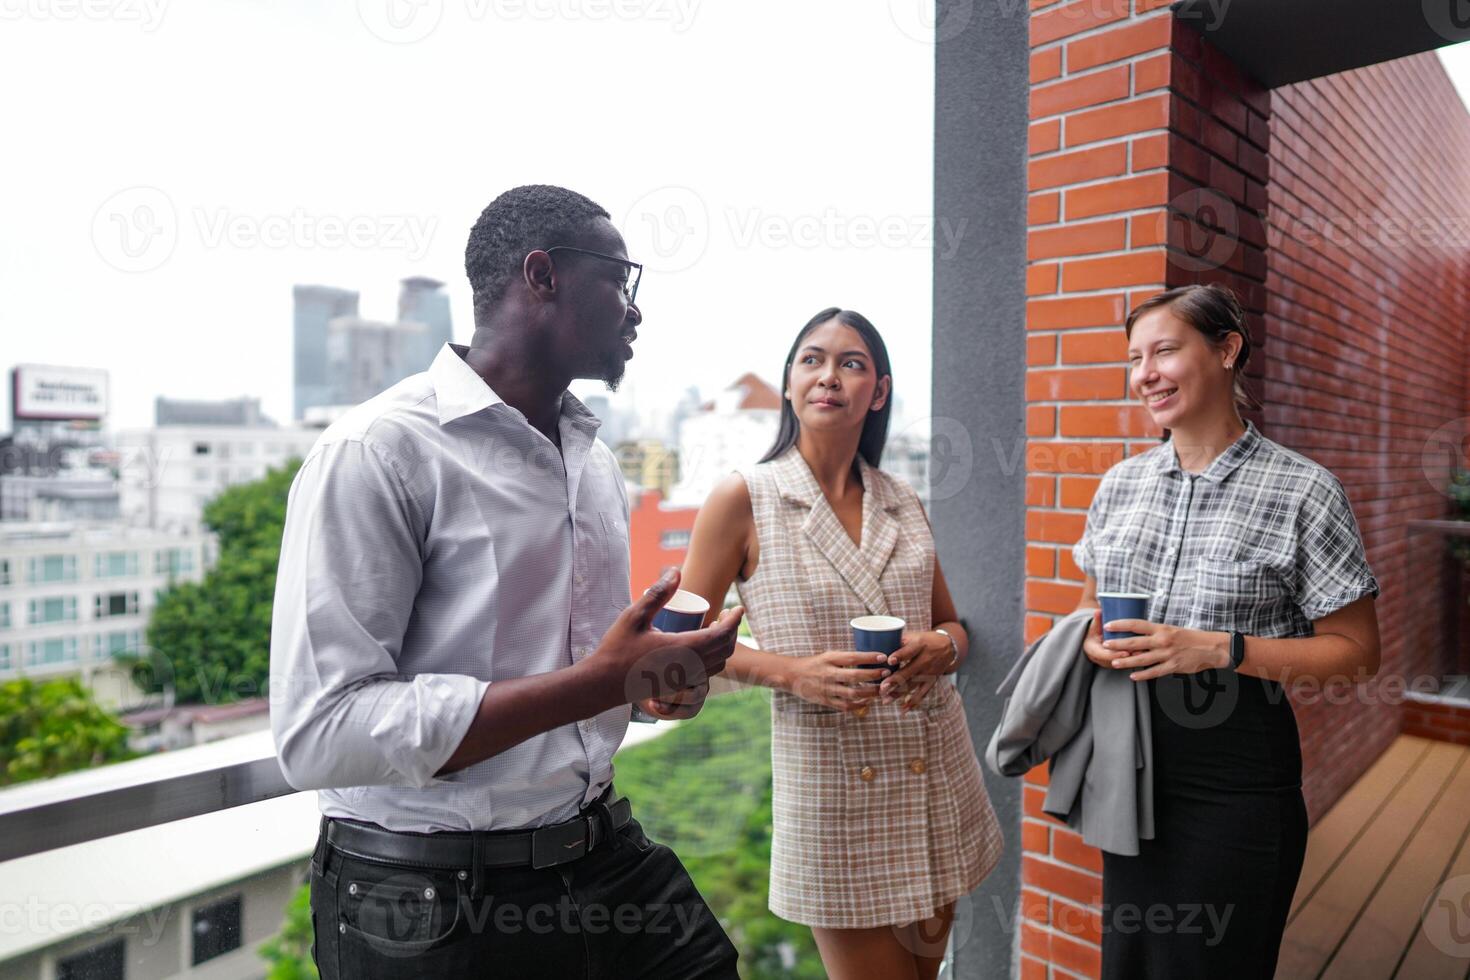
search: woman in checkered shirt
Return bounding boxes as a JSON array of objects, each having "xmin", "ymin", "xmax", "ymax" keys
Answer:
[
  {"xmin": 679, "ymin": 308, "xmax": 1003, "ymax": 980},
  {"xmin": 1070, "ymin": 283, "xmax": 1382, "ymax": 979}
]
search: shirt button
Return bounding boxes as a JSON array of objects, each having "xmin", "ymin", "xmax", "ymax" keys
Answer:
[
  {"xmin": 909, "ymin": 758, "xmax": 927, "ymax": 775},
  {"xmin": 859, "ymin": 765, "xmax": 876, "ymax": 783},
  {"xmin": 575, "ymin": 573, "xmax": 586, "ymax": 587}
]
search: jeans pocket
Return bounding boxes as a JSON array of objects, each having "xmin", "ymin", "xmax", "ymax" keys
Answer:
[{"xmin": 336, "ymin": 861, "xmax": 466, "ymax": 957}]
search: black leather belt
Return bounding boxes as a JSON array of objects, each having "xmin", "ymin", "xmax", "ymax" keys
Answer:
[{"xmin": 325, "ymin": 789, "xmax": 633, "ymax": 873}]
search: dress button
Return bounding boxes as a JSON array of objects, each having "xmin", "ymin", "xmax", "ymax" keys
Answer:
[
  {"xmin": 853, "ymin": 704, "xmax": 869, "ymax": 718},
  {"xmin": 909, "ymin": 758, "xmax": 927, "ymax": 775},
  {"xmin": 859, "ymin": 765, "xmax": 876, "ymax": 783}
]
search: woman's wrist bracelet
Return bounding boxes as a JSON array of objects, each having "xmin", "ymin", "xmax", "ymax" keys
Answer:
[{"xmin": 935, "ymin": 627, "xmax": 960, "ymax": 672}]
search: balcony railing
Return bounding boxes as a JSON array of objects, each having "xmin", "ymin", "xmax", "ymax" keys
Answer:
[{"xmin": 0, "ymin": 729, "xmax": 292, "ymax": 864}]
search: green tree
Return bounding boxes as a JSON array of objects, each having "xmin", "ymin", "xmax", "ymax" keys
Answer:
[
  {"xmin": 0, "ymin": 677, "xmax": 135, "ymax": 785},
  {"xmin": 258, "ymin": 880, "xmax": 318, "ymax": 980},
  {"xmin": 616, "ymin": 691, "xmax": 825, "ymax": 979},
  {"xmin": 128, "ymin": 459, "xmax": 302, "ymax": 705}
]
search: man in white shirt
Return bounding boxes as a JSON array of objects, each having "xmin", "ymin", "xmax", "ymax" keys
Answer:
[{"xmin": 270, "ymin": 184, "xmax": 744, "ymax": 978}]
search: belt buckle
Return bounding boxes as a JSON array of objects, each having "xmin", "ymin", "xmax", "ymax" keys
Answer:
[{"xmin": 531, "ymin": 817, "xmax": 588, "ymax": 870}]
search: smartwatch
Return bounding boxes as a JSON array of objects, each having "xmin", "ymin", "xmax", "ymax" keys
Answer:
[{"xmin": 1228, "ymin": 631, "xmax": 1246, "ymax": 671}]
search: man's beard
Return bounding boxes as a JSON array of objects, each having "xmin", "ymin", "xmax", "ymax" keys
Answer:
[{"xmin": 598, "ymin": 350, "xmax": 626, "ymax": 392}]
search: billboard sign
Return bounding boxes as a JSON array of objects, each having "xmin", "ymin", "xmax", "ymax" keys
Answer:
[{"xmin": 12, "ymin": 365, "xmax": 110, "ymax": 421}]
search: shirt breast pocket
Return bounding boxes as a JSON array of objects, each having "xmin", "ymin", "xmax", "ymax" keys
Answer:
[
  {"xmin": 596, "ymin": 511, "xmax": 633, "ymax": 610},
  {"xmin": 1190, "ymin": 555, "xmax": 1284, "ymax": 634}
]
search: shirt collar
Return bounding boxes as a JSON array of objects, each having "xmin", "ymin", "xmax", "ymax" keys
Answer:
[
  {"xmin": 1154, "ymin": 420, "xmax": 1261, "ymax": 483},
  {"xmin": 429, "ymin": 342, "xmax": 601, "ymax": 433}
]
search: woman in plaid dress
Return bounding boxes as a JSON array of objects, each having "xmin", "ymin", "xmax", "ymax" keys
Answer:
[
  {"xmin": 679, "ymin": 308, "xmax": 1003, "ymax": 980},
  {"xmin": 1070, "ymin": 284, "xmax": 1382, "ymax": 978}
]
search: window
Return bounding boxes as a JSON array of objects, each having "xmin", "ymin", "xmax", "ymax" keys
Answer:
[
  {"xmin": 238, "ymin": 442, "xmax": 254, "ymax": 456},
  {"xmin": 94, "ymin": 592, "xmax": 139, "ymax": 619},
  {"xmin": 97, "ymin": 631, "xmax": 141, "ymax": 660},
  {"xmin": 194, "ymin": 442, "xmax": 210, "ymax": 456},
  {"xmin": 155, "ymin": 548, "xmax": 196, "ymax": 577},
  {"xmin": 0, "ymin": 603, "xmax": 7, "ymax": 629},
  {"xmin": 660, "ymin": 530, "xmax": 692, "ymax": 550},
  {"xmin": 29, "ymin": 596, "xmax": 77, "ymax": 625},
  {"xmin": 0, "ymin": 645, "xmax": 11, "ymax": 672},
  {"xmin": 57, "ymin": 936, "xmax": 124, "ymax": 980},
  {"xmin": 27, "ymin": 637, "xmax": 79, "ymax": 667},
  {"xmin": 28, "ymin": 554, "xmax": 77, "ymax": 584},
  {"xmin": 194, "ymin": 467, "xmax": 211, "ymax": 483},
  {"xmin": 0, "ymin": 557, "xmax": 10, "ymax": 586},
  {"xmin": 94, "ymin": 551, "xmax": 139, "ymax": 579},
  {"xmin": 191, "ymin": 895, "xmax": 242, "ymax": 965}
]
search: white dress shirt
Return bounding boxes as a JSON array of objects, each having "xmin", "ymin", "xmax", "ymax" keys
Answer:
[{"xmin": 269, "ymin": 343, "xmax": 632, "ymax": 832}]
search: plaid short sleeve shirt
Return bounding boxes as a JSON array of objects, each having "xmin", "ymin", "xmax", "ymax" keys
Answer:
[{"xmin": 1073, "ymin": 422, "xmax": 1380, "ymax": 639}]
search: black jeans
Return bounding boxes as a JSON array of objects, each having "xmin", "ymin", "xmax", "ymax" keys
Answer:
[{"xmin": 309, "ymin": 815, "xmax": 739, "ymax": 979}]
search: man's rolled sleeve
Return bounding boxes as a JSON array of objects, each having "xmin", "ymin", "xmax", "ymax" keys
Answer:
[{"xmin": 269, "ymin": 437, "xmax": 488, "ymax": 791}]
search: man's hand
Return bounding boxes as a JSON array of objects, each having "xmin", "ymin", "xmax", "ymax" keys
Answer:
[
  {"xmin": 589, "ymin": 567, "xmax": 744, "ymax": 710},
  {"xmin": 636, "ymin": 680, "xmax": 710, "ymax": 721}
]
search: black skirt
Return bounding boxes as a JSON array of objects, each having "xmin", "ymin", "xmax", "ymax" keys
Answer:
[{"xmin": 1100, "ymin": 670, "xmax": 1309, "ymax": 979}]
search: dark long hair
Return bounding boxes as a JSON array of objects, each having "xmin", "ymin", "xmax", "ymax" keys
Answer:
[
  {"xmin": 1125, "ymin": 283, "xmax": 1261, "ymax": 414},
  {"xmin": 758, "ymin": 307, "xmax": 894, "ymax": 468}
]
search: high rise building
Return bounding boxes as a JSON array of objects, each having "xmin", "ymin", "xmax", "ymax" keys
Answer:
[
  {"xmin": 325, "ymin": 317, "xmax": 427, "ymax": 410},
  {"xmin": 397, "ymin": 276, "xmax": 454, "ymax": 372},
  {"xmin": 292, "ymin": 284, "xmax": 359, "ymax": 421}
]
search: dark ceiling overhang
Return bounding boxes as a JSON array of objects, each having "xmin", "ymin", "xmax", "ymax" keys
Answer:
[{"xmin": 1172, "ymin": 0, "xmax": 1469, "ymax": 88}]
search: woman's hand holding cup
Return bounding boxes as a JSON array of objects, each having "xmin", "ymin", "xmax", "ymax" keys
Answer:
[{"xmin": 785, "ymin": 651, "xmax": 890, "ymax": 712}]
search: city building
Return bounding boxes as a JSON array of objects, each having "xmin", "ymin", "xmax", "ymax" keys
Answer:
[
  {"xmin": 293, "ymin": 279, "xmax": 455, "ymax": 423},
  {"xmin": 0, "ymin": 520, "xmax": 207, "ymax": 710},
  {"xmin": 115, "ymin": 406, "xmax": 318, "ymax": 534},
  {"xmin": 153, "ymin": 396, "xmax": 273, "ymax": 428},
  {"xmin": 291, "ymin": 284, "xmax": 359, "ymax": 423},
  {"xmin": 666, "ymin": 373, "xmax": 781, "ymax": 507},
  {"xmin": 122, "ymin": 697, "xmax": 272, "ymax": 754},
  {"xmin": 626, "ymin": 487, "xmax": 698, "ymax": 600},
  {"xmin": 396, "ymin": 276, "xmax": 455, "ymax": 374},
  {"xmin": 325, "ymin": 316, "xmax": 427, "ymax": 410},
  {"xmin": 614, "ymin": 439, "xmax": 679, "ymax": 499},
  {"xmin": 1, "ymin": 365, "xmax": 119, "ymax": 524}
]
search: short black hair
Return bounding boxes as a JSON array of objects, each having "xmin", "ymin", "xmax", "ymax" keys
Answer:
[{"xmin": 464, "ymin": 185, "xmax": 611, "ymax": 310}]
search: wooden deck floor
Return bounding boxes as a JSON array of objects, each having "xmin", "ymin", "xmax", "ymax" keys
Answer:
[{"xmin": 1277, "ymin": 735, "xmax": 1470, "ymax": 980}]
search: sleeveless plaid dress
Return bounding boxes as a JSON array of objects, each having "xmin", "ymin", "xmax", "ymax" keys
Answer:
[{"xmin": 736, "ymin": 448, "xmax": 1003, "ymax": 928}]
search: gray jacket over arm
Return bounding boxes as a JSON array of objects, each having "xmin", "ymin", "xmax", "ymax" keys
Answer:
[{"xmin": 984, "ymin": 609, "xmax": 1154, "ymax": 857}]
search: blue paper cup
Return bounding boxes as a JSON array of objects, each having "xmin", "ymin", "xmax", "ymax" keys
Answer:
[
  {"xmin": 1098, "ymin": 593, "xmax": 1150, "ymax": 642},
  {"xmin": 850, "ymin": 615, "xmax": 905, "ymax": 671},
  {"xmin": 651, "ymin": 590, "xmax": 710, "ymax": 634}
]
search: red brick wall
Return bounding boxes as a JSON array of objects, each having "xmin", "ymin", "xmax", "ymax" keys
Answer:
[
  {"xmin": 1265, "ymin": 54, "xmax": 1470, "ymax": 819},
  {"xmin": 1403, "ymin": 695, "xmax": 1470, "ymax": 746},
  {"xmin": 1022, "ymin": 5, "xmax": 1470, "ymax": 978}
]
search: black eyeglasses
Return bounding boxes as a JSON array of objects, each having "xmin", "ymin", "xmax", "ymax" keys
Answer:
[{"xmin": 543, "ymin": 246, "xmax": 642, "ymax": 307}]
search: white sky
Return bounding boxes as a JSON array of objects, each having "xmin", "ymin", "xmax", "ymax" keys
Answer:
[
  {"xmin": 0, "ymin": 0, "xmax": 937, "ymax": 436},
  {"xmin": 2, "ymin": 6, "xmax": 1468, "ymax": 436}
]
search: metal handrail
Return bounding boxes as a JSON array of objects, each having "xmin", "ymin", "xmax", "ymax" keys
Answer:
[{"xmin": 0, "ymin": 730, "xmax": 293, "ymax": 863}]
